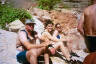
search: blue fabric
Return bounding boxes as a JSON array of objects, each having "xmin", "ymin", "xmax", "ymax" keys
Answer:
[
  {"xmin": 16, "ymin": 51, "xmax": 29, "ymax": 64},
  {"xmin": 85, "ymin": 36, "xmax": 96, "ymax": 52},
  {"xmin": 16, "ymin": 51, "xmax": 52, "ymax": 64},
  {"xmin": 57, "ymin": 35, "xmax": 60, "ymax": 39}
]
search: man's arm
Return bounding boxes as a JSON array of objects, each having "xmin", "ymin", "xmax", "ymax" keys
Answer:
[
  {"xmin": 18, "ymin": 31, "xmax": 45, "ymax": 50},
  {"xmin": 77, "ymin": 13, "xmax": 84, "ymax": 35}
]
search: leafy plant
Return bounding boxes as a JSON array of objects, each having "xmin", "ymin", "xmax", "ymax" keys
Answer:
[
  {"xmin": 0, "ymin": 4, "xmax": 32, "ymax": 29},
  {"xmin": 38, "ymin": 0, "xmax": 61, "ymax": 10}
]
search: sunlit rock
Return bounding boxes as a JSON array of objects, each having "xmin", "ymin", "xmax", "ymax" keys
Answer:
[{"xmin": 7, "ymin": 19, "xmax": 25, "ymax": 32}]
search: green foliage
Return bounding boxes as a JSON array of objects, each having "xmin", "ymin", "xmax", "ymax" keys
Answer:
[
  {"xmin": 90, "ymin": 0, "xmax": 94, "ymax": 5},
  {"xmin": 62, "ymin": 4, "xmax": 71, "ymax": 9},
  {"xmin": 38, "ymin": 0, "xmax": 61, "ymax": 10},
  {"xmin": 0, "ymin": 4, "xmax": 32, "ymax": 29}
]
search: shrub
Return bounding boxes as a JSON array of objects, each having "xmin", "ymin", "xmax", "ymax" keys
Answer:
[
  {"xmin": 0, "ymin": 4, "xmax": 32, "ymax": 29},
  {"xmin": 38, "ymin": 0, "xmax": 61, "ymax": 10}
]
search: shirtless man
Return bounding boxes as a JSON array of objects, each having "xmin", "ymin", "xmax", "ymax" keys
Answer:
[
  {"xmin": 41, "ymin": 20, "xmax": 71, "ymax": 61},
  {"xmin": 77, "ymin": 4, "xmax": 96, "ymax": 52},
  {"xmin": 16, "ymin": 19, "xmax": 48, "ymax": 64}
]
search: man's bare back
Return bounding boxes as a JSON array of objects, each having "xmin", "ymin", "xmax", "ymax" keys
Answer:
[
  {"xmin": 78, "ymin": 4, "xmax": 96, "ymax": 52},
  {"xmin": 83, "ymin": 4, "xmax": 96, "ymax": 36}
]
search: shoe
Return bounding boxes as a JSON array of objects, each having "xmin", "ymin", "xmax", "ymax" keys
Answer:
[
  {"xmin": 65, "ymin": 59, "xmax": 73, "ymax": 64},
  {"xmin": 70, "ymin": 52, "xmax": 80, "ymax": 57}
]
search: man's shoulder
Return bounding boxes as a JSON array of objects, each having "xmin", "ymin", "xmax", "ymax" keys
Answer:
[
  {"xmin": 83, "ymin": 7, "xmax": 90, "ymax": 16},
  {"xmin": 84, "ymin": 4, "xmax": 95, "ymax": 13},
  {"xmin": 18, "ymin": 30, "xmax": 26, "ymax": 35}
]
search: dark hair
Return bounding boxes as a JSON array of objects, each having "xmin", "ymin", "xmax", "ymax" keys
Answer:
[
  {"xmin": 45, "ymin": 19, "xmax": 54, "ymax": 27},
  {"xmin": 31, "ymin": 31, "xmax": 37, "ymax": 38},
  {"xmin": 55, "ymin": 23, "xmax": 60, "ymax": 28}
]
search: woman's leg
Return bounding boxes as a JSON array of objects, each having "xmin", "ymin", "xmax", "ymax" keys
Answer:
[
  {"xmin": 54, "ymin": 42, "xmax": 71, "ymax": 60},
  {"xmin": 44, "ymin": 53, "xmax": 49, "ymax": 64}
]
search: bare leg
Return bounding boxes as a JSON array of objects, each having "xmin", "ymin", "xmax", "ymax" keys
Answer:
[
  {"xmin": 26, "ymin": 47, "xmax": 46, "ymax": 64},
  {"xmin": 30, "ymin": 54, "xmax": 37, "ymax": 64},
  {"xmin": 44, "ymin": 53, "xmax": 49, "ymax": 64},
  {"xmin": 54, "ymin": 42, "xmax": 71, "ymax": 60},
  {"xmin": 60, "ymin": 44, "xmax": 71, "ymax": 61},
  {"xmin": 67, "ymin": 41, "xmax": 73, "ymax": 52},
  {"xmin": 26, "ymin": 49, "xmax": 38, "ymax": 64},
  {"xmin": 67, "ymin": 41, "xmax": 79, "ymax": 53}
]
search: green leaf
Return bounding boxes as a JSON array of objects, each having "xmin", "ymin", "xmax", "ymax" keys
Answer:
[{"xmin": 0, "ymin": 3, "xmax": 32, "ymax": 29}]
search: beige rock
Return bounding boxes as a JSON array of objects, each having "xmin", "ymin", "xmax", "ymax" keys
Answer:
[
  {"xmin": 31, "ymin": 8, "xmax": 51, "ymax": 23},
  {"xmin": 50, "ymin": 10, "xmax": 77, "ymax": 32},
  {"xmin": 0, "ymin": 29, "xmax": 19, "ymax": 64},
  {"xmin": 7, "ymin": 19, "xmax": 25, "ymax": 32}
]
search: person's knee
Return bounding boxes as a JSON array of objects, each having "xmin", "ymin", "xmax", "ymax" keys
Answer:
[
  {"xmin": 27, "ymin": 49, "xmax": 37, "ymax": 58},
  {"xmin": 58, "ymin": 42, "xmax": 64, "ymax": 46}
]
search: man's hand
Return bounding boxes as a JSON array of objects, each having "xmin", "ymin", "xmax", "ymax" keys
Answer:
[
  {"xmin": 35, "ymin": 35, "xmax": 38, "ymax": 38},
  {"xmin": 77, "ymin": 27, "xmax": 84, "ymax": 36},
  {"xmin": 42, "ymin": 42, "xmax": 49, "ymax": 47}
]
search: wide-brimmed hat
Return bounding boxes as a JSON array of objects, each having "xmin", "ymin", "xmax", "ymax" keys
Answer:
[{"xmin": 25, "ymin": 19, "xmax": 35, "ymax": 24}]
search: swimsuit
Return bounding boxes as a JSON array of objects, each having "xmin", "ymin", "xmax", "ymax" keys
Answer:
[{"xmin": 85, "ymin": 36, "xmax": 96, "ymax": 52}]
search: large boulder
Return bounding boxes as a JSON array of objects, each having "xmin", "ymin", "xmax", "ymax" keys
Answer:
[
  {"xmin": 7, "ymin": 19, "xmax": 25, "ymax": 32},
  {"xmin": 0, "ymin": 29, "xmax": 19, "ymax": 64},
  {"xmin": 31, "ymin": 8, "xmax": 78, "ymax": 31},
  {"xmin": 31, "ymin": 8, "xmax": 51, "ymax": 23},
  {"xmin": 50, "ymin": 10, "xmax": 77, "ymax": 31},
  {"xmin": 30, "ymin": 8, "xmax": 86, "ymax": 50}
]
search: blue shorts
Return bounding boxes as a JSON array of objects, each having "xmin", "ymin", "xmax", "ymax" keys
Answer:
[
  {"xmin": 16, "ymin": 51, "xmax": 52, "ymax": 64},
  {"xmin": 16, "ymin": 51, "xmax": 29, "ymax": 64}
]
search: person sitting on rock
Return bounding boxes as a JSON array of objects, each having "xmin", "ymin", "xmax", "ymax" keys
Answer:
[
  {"xmin": 53, "ymin": 23, "xmax": 80, "ymax": 57},
  {"xmin": 40, "ymin": 20, "xmax": 71, "ymax": 61},
  {"xmin": 16, "ymin": 19, "xmax": 49, "ymax": 64},
  {"xmin": 53, "ymin": 23, "xmax": 66, "ymax": 39}
]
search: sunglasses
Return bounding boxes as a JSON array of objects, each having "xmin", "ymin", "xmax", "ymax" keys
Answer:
[{"xmin": 56, "ymin": 26, "xmax": 61, "ymax": 29}]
